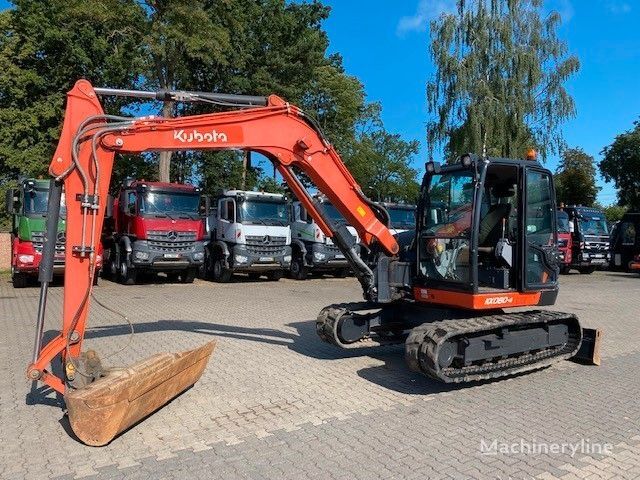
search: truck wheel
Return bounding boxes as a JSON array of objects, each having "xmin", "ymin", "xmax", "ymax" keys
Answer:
[
  {"xmin": 267, "ymin": 270, "xmax": 283, "ymax": 281},
  {"xmin": 12, "ymin": 271, "xmax": 29, "ymax": 288},
  {"xmin": 289, "ymin": 255, "xmax": 308, "ymax": 280},
  {"xmin": 247, "ymin": 273, "xmax": 262, "ymax": 280},
  {"xmin": 212, "ymin": 257, "xmax": 232, "ymax": 283},
  {"xmin": 560, "ymin": 266, "xmax": 571, "ymax": 275},
  {"xmin": 118, "ymin": 258, "xmax": 137, "ymax": 285},
  {"xmin": 578, "ymin": 266, "xmax": 596, "ymax": 275},
  {"xmin": 180, "ymin": 268, "xmax": 197, "ymax": 284}
]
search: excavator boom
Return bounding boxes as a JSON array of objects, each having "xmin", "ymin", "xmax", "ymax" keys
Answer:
[{"xmin": 28, "ymin": 80, "xmax": 398, "ymax": 445}]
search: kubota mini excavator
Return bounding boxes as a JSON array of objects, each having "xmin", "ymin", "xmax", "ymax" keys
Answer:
[{"xmin": 28, "ymin": 80, "xmax": 599, "ymax": 446}]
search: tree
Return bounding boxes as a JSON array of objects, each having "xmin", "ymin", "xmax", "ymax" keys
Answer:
[
  {"xmin": 0, "ymin": 0, "xmax": 145, "ymax": 179},
  {"xmin": 602, "ymin": 205, "xmax": 627, "ymax": 223},
  {"xmin": 554, "ymin": 148, "xmax": 599, "ymax": 206},
  {"xmin": 600, "ymin": 120, "xmax": 640, "ymax": 210},
  {"xmin": 426, "ymin": 0, "xmax": 579, "ymax": 161}
]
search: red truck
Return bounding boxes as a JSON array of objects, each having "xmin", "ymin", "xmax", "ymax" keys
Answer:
[
  {"xmin": 556, "ymin": 209, "xmax": 573, "ymax": 274},
  {"xmin": 102, "ymin": 180, "xmax": 205, "ymax": 284}
]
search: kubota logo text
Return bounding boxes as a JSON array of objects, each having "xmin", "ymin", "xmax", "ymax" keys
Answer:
[
  {"xmin": 173, "ymin": 129, "xmax": 228, "ymax": 143},
  {"xmin": 484, "ymin": 296, "xmax": 514, "ymax": 306}
]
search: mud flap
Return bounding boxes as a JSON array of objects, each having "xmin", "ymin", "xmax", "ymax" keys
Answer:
[
  {"xmin": 64, "ymin": 341, "xmax": 215, "ymax": 446},
  {"xmin": 572, "ymin": 328, "xmax": 602, "ymax": 366}
]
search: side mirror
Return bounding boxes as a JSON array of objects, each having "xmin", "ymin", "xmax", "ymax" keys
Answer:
[{"xmin": 5, "ymin": 188, "xmax": 19, "ymax": 214}]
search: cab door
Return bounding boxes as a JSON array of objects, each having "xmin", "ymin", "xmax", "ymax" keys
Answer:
[{"xmin": 523, "ymin": 168, "xmax": 559, "ymax": 290}]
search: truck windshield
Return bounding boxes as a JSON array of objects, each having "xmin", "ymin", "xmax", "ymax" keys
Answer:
[
  {"xmin": 140, "ymin": 191, "xmax": 200, "ymax": 215},
  {"xmin": 240, "ymin": 200, "xmax": 288, "ymax": 225},
  {"xmin": 320, "ymin": 203, "xmax": 347, "ymax": 225},
  {"xmin": 579, "ymin": 216, "xmax": 609, "ymax": 236},
  {"xmin": 388, "ymin": 207, "xmax": 416, "ymax": 229},
  {"xmin": 23, "ymin": 188, "xmax": 67, "ymax": 217},
  {"xmin": 557, "ymin": 212, "xmax": 571, "ymax": 233}
]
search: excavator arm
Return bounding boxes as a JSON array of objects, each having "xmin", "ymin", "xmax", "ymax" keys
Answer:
[{"xmin": 28, "ymin": 80, "xmax": 398, "ymax": 445}]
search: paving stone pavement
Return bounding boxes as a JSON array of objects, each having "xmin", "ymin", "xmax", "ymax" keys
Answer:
[{"xmin": 1, "ymin": 270, "xmax": 639, "ymax": 479}]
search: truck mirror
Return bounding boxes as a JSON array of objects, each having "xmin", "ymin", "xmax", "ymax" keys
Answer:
[{"xmin": 5, "ymin": 188, "xmax": 19, "ymax": 214}]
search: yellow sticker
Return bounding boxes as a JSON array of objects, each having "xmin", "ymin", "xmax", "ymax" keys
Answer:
[{"xmin": 356, "ymin": 205, "xmax": 366, "ymax": 217}]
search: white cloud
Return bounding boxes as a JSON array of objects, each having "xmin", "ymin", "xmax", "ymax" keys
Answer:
[{"xmin": 396, "ymin": 0, "xmax": 456, "ymax": 35}]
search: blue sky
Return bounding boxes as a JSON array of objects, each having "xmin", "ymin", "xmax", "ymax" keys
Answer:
[
  {"xmin": 320, "ymin": 0, "xmax": 640, "ymax": 205},
  {"xmin": 1, "ymin": 0, "xmax": 638, "ymax": 204}
]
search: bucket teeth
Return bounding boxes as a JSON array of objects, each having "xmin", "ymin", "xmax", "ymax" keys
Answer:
[{"xmin": 64, "ymin": 341, "xmax": 215, "ymax": 446}]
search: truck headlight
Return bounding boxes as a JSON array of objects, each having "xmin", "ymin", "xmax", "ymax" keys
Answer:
[
  {"xmin": 193, "ymin": 252, "xmax": 204, "ymax": 261},
  {"xmin": 284, "ymin": 255, "xmax": 291, "ymax": 263},
  {"xmin": 18, "ymin": 254, "xmax": 35, "ymax": 264},
  {"xmin": 314, "ymin": 252, "xmax": 326, "ymax": 262},
  {"xmin": 235, "ymin": 254, "xmax": 248, "ymax": 264},
  {"xmin": 134, "ymin": 251, "xmax": 149, "ymax": 260}
]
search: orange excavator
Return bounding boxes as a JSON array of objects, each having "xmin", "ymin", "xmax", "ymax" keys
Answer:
[{"xmin": 28, "ymin": 80, "xmax": 599, "ymax": 446}]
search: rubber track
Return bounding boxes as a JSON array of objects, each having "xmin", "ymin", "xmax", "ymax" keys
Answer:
[
  {"xmin": 316, "ymin": 303, "xmax": 404, "ymax": 349},
  {"xmin": 405, "ymin": 310, "xmax": 582, "ymax": 383}
]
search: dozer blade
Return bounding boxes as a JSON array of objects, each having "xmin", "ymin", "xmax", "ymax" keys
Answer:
[{"xmin": 65, "ymin": 341, "xmax": 215, "ymax": 446}]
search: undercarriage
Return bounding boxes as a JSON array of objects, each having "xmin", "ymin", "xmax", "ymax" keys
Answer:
[{"xmin": 316, "ymin": 302, "xmax": 583, "ymax": 382}]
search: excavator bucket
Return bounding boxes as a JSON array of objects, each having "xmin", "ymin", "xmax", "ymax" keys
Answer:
[{"xmin": 64, "ymin": 341, "xmax": 215, "ymax": 446}]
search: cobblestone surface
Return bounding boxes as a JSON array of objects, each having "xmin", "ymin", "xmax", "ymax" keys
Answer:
[{"xmin": 1, "ymin": 270, "xmax": 639, "ymax": 479}]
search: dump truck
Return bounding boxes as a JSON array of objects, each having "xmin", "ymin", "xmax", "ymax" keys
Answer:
[
  {"xmin": 381, "ymin": 202, "xmax": 416, "ymax": 235},
  {"xmin": 563, "ymin": 206, "xmax": 610, "ymax": 274},
  {"xmin": 101, "ymin": 179, "xmax": 205, "ymax": 284},
  {"xmin": 28, "ymin": 81, "xmax": 599, "ymax": 446},
  {"xmin": 201, "ymin": 190, "xmax": 291, "ymax": 281},
  {"xmin": 556, "ymin": 209, "xmax": 573, "ymax": 274},
  {"xmin": 609, "ymin": 212, "xmax": 640, "ymax": 271},
  {"xmin": 289, "ymin": 196, "xmax": 360, "ymax": 279}
]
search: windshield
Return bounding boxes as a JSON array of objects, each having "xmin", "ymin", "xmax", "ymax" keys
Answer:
[
  {"xmin": 579, "ymin": 216, "xmax": 609, "ymax": 236},
  {"xmin": 557, "ymin": 212, "xmax": 570, "ymax": 233},
  {"xmin": 240, "ymin": 200, "xmax": 288, "ymax": 225},
  {"xmin": 388, "ymin": 207, "xmax": 416, "ymax": 229},
  {"xmin": 423, "ymin": 170, "xmax": 475, "ymax": 237},
  {"xmin": 23, "ymin": 187, "xmax": 67, "ymax": 217},
  {"xmin": 320, "ymin": 203, "xmax": 347, "ymax": 224},
  {"xmin": 140, "ymin": 191, "xmax": 200, "ymax": 215}
]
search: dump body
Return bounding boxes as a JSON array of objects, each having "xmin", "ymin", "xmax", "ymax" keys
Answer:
[{"xmin": 102, "ymin": 180, "xmax": 205, "ymax": 283}]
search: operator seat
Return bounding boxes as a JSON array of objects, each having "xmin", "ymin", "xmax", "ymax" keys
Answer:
[{"xmin": 478, "ymin": 184, "xmax": 515, "ymax": 247}]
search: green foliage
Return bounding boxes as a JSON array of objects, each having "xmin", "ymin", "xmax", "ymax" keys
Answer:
[
  {"xmin": 554, "ymin": 148, "xmax": 600, "ymax": 207},
  {"xmin": 0, "ymin": 0, "xmax": 145, "ymax": 178},
  {"xmin": 426, "ymin": 0, "xmax": 579, "ymax": 161},
  {"xmin": 600, "ymin": 119, "xmax": 640, "ymax": 210},
  {"xmin": 602, "ymin": 204, "xmax": 627, "ymax": 223}
]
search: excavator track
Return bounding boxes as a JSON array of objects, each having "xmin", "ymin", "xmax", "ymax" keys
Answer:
[
  {"xmin": 316, "ymin": 303, "xmax": 407, "ymax": 349},
  {"xmin": 405, "ymin": 310, "xmax": 582, "ymax": 383}
]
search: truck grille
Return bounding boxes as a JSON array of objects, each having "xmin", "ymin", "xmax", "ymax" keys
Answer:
[
  {"xmin": 245, "ymin": 235, "xmax": 287, "ymax": 255},
  {"xmin": 31, "ymin": 231, "xmax": 66, "ymax": 259},
  {"xmin": 147, "ymin": 230, "xmax": 197, "ymax": 253}
]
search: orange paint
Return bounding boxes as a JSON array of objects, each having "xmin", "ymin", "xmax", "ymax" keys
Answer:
[{"xmin": 414, "ymin": 287, "xmax": 542, "ymax": 310}]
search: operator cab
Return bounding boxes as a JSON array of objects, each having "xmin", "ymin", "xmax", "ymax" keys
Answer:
[{"xmin": 416, "ymin": 155, "xmax": 558, "ymax": 301}]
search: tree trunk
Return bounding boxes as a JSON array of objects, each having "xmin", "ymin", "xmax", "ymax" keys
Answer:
[
  {"xmin": 241, "ymin": 151, "xmax": 252, "ymax": 190},
  {"xmin": 158, "ymin": 100, "xmax": 173, "ymax": 182}
]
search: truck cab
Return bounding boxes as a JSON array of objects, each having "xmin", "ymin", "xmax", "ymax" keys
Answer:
[
  {"xmin": 609, "ymin": 212, "xmax": 640, "ymax": 272},
  {"xmin": 5, "ymin": 179, "xmax": 69, "ymax": 287},
  {"xmin": 102, "ymin": 180, "xmax": 205, "ymax": 284},
  {"xmin": 556, "ymin": 209, "xmax": 573, "ymax": 273},
  {"xmin": 563, "ymin": 205, "xmax": 610, "ymax": 274},
  {"xmin": 289, "ymin": 196, "xmax": 360, "ymax": 280},
  {"xmin": 202, "ymin": 190, "xmax": 291, "ymax": 282},
  {"xmin": 381, "ymin": 203, "xmax": 417, "ymax": 236}
]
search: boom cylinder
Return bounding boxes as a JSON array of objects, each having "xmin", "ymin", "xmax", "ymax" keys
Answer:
[{"xmin": 32, "ymin": 179, "xmax": 63, "ymax": 363}]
